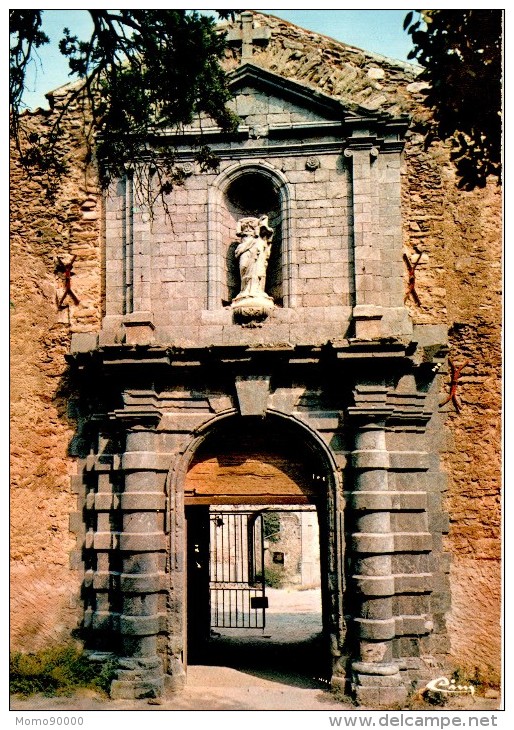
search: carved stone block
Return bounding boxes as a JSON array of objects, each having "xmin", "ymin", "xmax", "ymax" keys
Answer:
[{"xmin": 234, "ymin": 375, "xmax": 271, "ymax": 416}]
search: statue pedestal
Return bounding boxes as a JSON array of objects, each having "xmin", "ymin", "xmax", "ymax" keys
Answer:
[{"xmin": 231, "ymin": 293, "xmax": 274, "ymax": 325}]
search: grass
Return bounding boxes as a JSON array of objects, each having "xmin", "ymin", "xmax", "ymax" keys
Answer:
[
  {"xmin": 264, "ymin": 565, "xmax": 285, "ymax": 588},
  {"xmin": 10, "ymin": 645, "xmax": 116, "ymax": 697}
]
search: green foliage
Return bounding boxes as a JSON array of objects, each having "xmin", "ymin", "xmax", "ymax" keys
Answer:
[
  {"xmin": 263, "ymin": 512, "xmax": 281, "ymax": 543},
  {"xmin": 10, "ymin": 10, "xmax": 239, "ymax": 203},
  {"xmin": 264, "ymin": 564, "xmax": 284, "ymax": 588},
  {"xmin": 422, "ymin": 687, "xmax": 448, "ymax": 706},
  {"xmin": 9, "ymin": 645, "xmax": 116, "ymax": 697},
  {"xmin": 405, "ymin": 10, "xmax": 502, "ymax": 190}
]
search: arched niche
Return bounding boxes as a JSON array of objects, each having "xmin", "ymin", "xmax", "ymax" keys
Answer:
[
  {"xmin": 225, "ymin": 173, "xmax": 282, "ymax": 304},
  {"xmin": 207, "ymin": 162, "xmax": 295, "ymax": 310}
]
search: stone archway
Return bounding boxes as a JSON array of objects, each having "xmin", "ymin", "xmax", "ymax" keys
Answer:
[
  {"xmin": 167, "ymin": 411, "xmax": 345, "ymax": 687},
  {"xmin": 185, "ymin": 415, "xmax": 324, "ymax": 506}
]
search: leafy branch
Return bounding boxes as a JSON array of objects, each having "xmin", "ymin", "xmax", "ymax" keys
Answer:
[
  {"xmin": 10, "ymin": 10, "xmax": 240, "ymax": 206},
  {"xmin": 405, "ymin": 10, "xmax": 502, "ymax": 190}
]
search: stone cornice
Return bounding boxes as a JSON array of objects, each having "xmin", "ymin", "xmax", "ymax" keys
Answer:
[
  {"xmin": 110, "ymin": 390, "xmax": 163, "ymax": 428},
  {"xmin": 69, "ymin": 338, "xmax": 419, "ymax": 371},
  {"xmin": 348, "ymin": 382, "xmax": 432, "ymax": 429}
]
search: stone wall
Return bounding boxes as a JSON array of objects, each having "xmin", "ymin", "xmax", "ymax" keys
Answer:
[
  {"xmin": 264, "ymin": 512, "xmax": 302, "ymax": 586},
  {"xmin": 401, "ymin": 136, "xmax": 502, "ymax": 682},
  {"xmin": 9, "ymin": 12, "xmax": 502, "ymax": 685},
  {"xmin": 104, "ymin": 150, "xmax": 353, "ymax": 327},
  {"xmin": 10, "ymin": 96, "xmax": 102, "ymax": 650}
]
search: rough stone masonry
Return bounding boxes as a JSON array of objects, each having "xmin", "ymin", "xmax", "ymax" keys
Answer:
[{"xmin": 10, "ymin": 11, "xmax": 501, "ymax": 707}]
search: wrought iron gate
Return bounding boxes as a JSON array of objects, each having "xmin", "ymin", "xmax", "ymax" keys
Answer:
[{"xmin": 209, "ymin": 511, "xmax": 267, "ymax": 629}]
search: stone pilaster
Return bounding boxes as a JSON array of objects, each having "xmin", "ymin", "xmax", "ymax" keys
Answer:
[
  {"xmin": 110, "ymin": 416, "xmax": 167, "ymax": 700},
  {"xmin": 345, "ymin": 120, "xmax": 412, "ymax": 340},
  {"xmin": 88, "ymin": 434, "xmax": 118, "ymax": 640},
  {"xmin": 347, "ymin": 388, "xmax": 407, "ymax": 707},
  {"xmin": 123, "ymin": 173, "xmax": 134, "ymax": 314},
  {"xmin": 345, "ymin": 145, "xmax": 383, "ymax": 339}
]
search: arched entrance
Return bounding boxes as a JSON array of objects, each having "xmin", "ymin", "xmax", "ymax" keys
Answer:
[{"xmin": 180, "ymin": 412, "xmax": 343, "ymax": 685}]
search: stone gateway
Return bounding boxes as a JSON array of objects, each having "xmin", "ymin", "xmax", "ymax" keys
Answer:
[
  {"xmin": 69, "ymin": 53, "xmax": 448, "ymax": 705},
  {"xmin": 10, "ymin": 11, "xmax": 501, "ymax": 708}
]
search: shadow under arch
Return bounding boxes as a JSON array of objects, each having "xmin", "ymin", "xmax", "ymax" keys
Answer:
[{"xmin": 166, "ymin": 408, "xmax": 345, "ymax": 686}]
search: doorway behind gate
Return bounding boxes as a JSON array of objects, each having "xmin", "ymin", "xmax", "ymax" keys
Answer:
[{"xmin": 186, "ymin": 505, "xmax": 327, "ymax": 687}]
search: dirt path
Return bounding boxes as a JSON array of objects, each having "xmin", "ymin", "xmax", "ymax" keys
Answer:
[
  {"xmin": 9, "ymin": 672, "xmax": 501, "ymax": 713},
  {"xmin": 10, "ymin": 670, "xmax": 352, "ymax": 712},
  {"xmin": 10, "ymin": 589, "xmax": 500, "ymax": 712}
]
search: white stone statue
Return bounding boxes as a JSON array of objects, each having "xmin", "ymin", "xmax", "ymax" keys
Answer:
[
  {"xmin": 234, "ymin": 215, "xmax": 274, "ymax": 297},
  {"xmin": 231, "ymin": 215, "xmax": 275, "ymax": 323}
]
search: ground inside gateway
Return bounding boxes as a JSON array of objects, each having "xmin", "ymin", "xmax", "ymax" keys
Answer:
[{"xmin": 192, "ymin": 586, "xmax": 327, "ymax": 690}]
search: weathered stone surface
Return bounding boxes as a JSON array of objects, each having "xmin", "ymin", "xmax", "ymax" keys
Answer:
[
  {"xmin": 234, "ymin": 375, "xmax": 271, "ymax": 416},
  {"xmin": 10, "ymin": 8, "xmax": 501, "ymax": 702}
]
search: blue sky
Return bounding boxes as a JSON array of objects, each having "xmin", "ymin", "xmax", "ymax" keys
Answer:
[
  {"xmin": 20, "ymin": 9, "xmax": 416, "ymax": 111},
  {"xmin": 260, "ymin": 9, "xmax": 415, "ymax": 60}
]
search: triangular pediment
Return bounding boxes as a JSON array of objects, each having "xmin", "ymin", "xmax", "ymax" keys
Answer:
[
  {"xmin": 161, "ymin": 61, "xmax": 408, "ymax": 144},
  {"xmin": 228, "ymin": 63, "xmax": 391, "ymax": 123}
]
